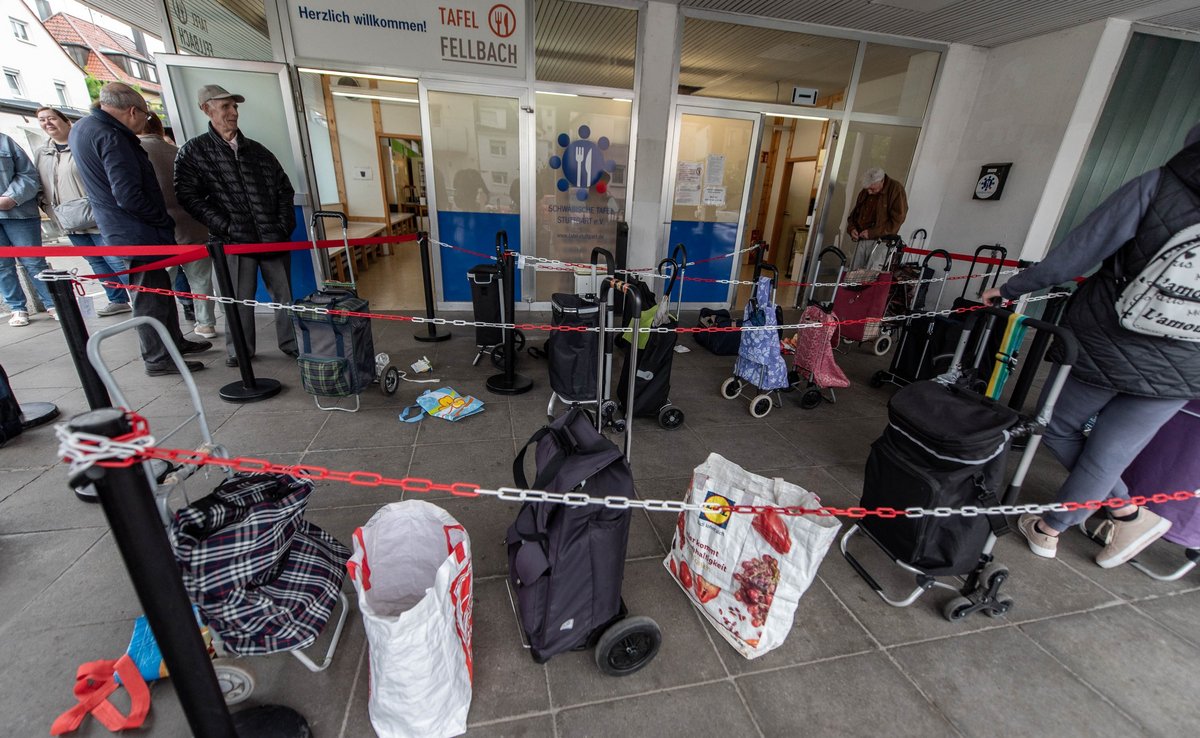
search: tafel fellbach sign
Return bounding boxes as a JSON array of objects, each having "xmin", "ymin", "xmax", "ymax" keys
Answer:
[{"xmin": 287, "ymin": 0, "xmax": 526, "ymax": 78}]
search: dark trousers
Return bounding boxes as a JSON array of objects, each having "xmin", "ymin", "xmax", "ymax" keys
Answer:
[
  {"xmin": 224, "ymin": 253, "xmax": 296, "ymax": 358},
  {"xmin": 126, "ymin": 262, "xmax": 185, "ymax": 367}
]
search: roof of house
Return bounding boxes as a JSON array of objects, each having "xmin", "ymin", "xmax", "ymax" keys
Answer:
[{"xmin": 42, "ymin": 12, "xmax": 162, "ymax": 95}]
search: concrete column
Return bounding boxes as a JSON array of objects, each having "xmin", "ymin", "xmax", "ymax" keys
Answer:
[{"xmin": 627, "ymin": 1, "xmax": 680, "ymax": 269}]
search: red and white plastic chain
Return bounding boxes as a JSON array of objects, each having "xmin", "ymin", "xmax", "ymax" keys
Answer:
[{"xmin": 54, "ymin": 412, "xmax": 1200, "ymax": 520}]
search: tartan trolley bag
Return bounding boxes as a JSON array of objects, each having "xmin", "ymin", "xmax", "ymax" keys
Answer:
[{"xmin": 293, "ymin": 287, "xmax": 376, "ymax": 412}]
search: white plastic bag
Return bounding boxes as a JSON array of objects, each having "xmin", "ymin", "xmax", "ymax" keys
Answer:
[
  {"xmin": 663, "ymin": 453, "xmax": 840, "ymax": 659},
  {"xmin": 348, "ymin": 501, "xmax": 473, "ymax": 737}
]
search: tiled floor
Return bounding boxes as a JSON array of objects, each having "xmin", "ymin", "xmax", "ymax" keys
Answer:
[{"xmin": 0, "ymin": 303, "xmax": 1197, "ymax": 737}]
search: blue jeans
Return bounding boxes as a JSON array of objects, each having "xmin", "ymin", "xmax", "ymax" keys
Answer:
[
  {"xmin": 0, "ymin": 218, "xmax": 55, "ymax": 312},
  {"xmin": 68, "ymin": 233, "xmax": 129, "ymax": 304}
]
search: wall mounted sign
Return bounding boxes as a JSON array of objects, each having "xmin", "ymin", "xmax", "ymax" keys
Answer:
[
  {"xmin": 791, "ymin": 87, "xmax": 819, "ymax": 106},
  {"xmin": 974, "ymin": 162, "xmax": 1012, "ymax": 201},
  {"xmin": 288, "ymin": 1, "xmax": 526, "ymax": 78}
]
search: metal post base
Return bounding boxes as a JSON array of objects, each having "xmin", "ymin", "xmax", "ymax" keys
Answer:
[
  {"xmin": 232, "ymin": 705, "xmax": 311, "ymax": 737},
  {"xmin": 20, "ymin": 402, "xmax": 59, "ymax": 430},
  {"xmin": 219, "ymin": 378, "xmax": 283, "ymax": 403},
  {"xmin": 415, "ymin": 327, "xmax": 452, "ymax": 343},
  {"xmin": 487, "ymin": 372, "xmax": 533, "ymax": 395}
]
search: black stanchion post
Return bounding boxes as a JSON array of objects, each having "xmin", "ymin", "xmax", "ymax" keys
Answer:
[
  {"xmin": 207, "ymin": 241, "xmax": 282, "ymax": 403},
  {"xmin": 46, "ymin": 271, "xmax": 109, "ymax": 410},
  {"xmin": 414, "ymin": 231, "xmax": 451, "ymax": 343},
  {"xmin": 486, "ymin": 231, "xmax": 531, "ymax": 395},
  {"xmin": 65, "ymin": 409, "xmax": 310, "ymax": 737}
]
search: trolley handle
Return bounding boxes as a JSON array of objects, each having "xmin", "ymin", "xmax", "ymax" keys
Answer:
[
  {"xmin": 961, "ymin": 244, "xmax": 1008, "ymax": 298},
  {"xmin": 671, "ymin": 243, "xmax": 688, "ymax": 269},
  {"xmin": 311, "ymin": 210, "xmax": 348, "ymax": 229},
  {"xmin": 597, "ymin": 277, "xmax": 640, "ymax": 462},
  {"xmin": 910, "ymin": 228, "xmax": 928, "ymax": 242},
  {"xmin": 923, "ymin": 249, "xmax": 953, "ymax": 272},
  {"xmin": 657, "ymin": 258, "xmax": 680, "ymax": 299},
  {"xmin": 590, "ymin": 246, "xmax": 616, "ymax": 275},
  {"xmin": 819, "ymin": 246, "xmax": 847, "ymax": 266},
  {"xmin": 976, "ymin": 305, "xmax": 1079, "ymax": 366},
  {"xmin": 495, "ymin": 230, "xmax": 509, "ymax": 260}
]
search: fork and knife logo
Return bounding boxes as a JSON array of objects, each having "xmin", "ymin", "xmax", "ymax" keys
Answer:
[{"xmin": 574, "ymin": 145, "xmax": 593, "ymax": 188}]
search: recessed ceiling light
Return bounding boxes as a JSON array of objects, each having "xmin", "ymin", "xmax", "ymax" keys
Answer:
[{"xmin": 869, "ymin": 0, "xmax": 960, "ymax": 12}]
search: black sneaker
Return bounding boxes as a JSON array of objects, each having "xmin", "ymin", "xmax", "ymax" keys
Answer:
[
  {"xmin": 146, "ymin": 360, "xmax": 205, "ymax": 376},
  {"xmin": 178, "ymin": 339, "xmax": 212, "ymax": 355},
  {"xmin": 225, "ymin": 356, "xmax": 239, "ymax": 367}
]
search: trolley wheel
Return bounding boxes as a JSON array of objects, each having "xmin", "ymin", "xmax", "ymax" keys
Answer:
[
  {"xmin": 614, "ymin": 418, "xmax": 627, "ymax": 433},
  {"xmin": 594, "ymin": 616, "xmax": 661, "ymax": 677},
  {"xmin": 984, "ymin": 594, "xmax": 1015, "ymax": 619},
  {"xmin": 380, "ymin": 364, "xmax": 401, "ymax": 396},
  {"xmin": 720, "ymin": 377, "xmax": 741, "ymax": 400},
  {"xmin": 872, "ymin": 335, "xmax": 893, "ymax": 356},
  {"xmin": 658, "ymin": 406, "xmax": 684, "ymax": 430},
  {"xmin": 214, "ymin": 661, "xmax": 255, "ymax": 705},
  {"xmin": 942, "ymin": 596, "xmax": 974, "ymax": 622},
  {"xmin": 749, "ymin": 394, "xmax": 773, "ymax": 418},
  {"xmin": 869, "ymin": 370, "xmax": 888, "ymax": 388},
  {"xmin": 513, "ymin": 330, "xmax": 526, "ymax": 351},
  {"xmin": 800, "ymin": 387, "xmax": 822, "ymax": 410},
  {"xmin": 979, "ymin": 562, "xmax": 1009, "ymax": 592},
  {"xmin": 490, "ymin": 345, "xmax": 509, "ymax": 368}
]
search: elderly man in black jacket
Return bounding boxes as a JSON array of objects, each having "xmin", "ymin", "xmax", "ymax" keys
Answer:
[
  {"xmin": 70, "ymin": 82, "xmax": 210, "ymax": 375},
  {"xmin": 175, "ymin": 84, "xmax": 298, "ymax": 367}
]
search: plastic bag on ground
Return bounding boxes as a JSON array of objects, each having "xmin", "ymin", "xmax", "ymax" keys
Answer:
[
  {"xmin": 664, "ymin": 453, "xmax": 840, "ymax": 659},
  {"xmin": 348, "ymin": 501, "xmax": 473, "ymax": 737}
]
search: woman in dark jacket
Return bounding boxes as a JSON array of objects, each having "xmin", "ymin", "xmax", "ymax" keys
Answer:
[{"xmin": 983, "ymin": 122, "xmax": 1200, "ymax": 570}]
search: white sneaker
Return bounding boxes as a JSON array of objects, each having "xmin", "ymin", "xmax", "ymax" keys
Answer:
[
  {"xmin": 46, "ymin": 307, "xmax": 58, "ymax": 321},
  {"xmin": 195, "ymin": 324, "xmax": 217, "ymax": 339},
  {"xmin": 8, "ymin": 310, "xmax": 29, "ymax": 327}
]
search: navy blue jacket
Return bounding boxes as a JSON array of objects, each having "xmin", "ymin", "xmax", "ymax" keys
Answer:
[{"xmin": 69, "ymin": 108, "xmax": 174, "ymax": 249}]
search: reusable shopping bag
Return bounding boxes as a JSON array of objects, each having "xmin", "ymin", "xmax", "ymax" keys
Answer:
[
  {"xmin": 348, "ymin": 501, "xmax": 473, "ymax": 738},
  {"xmin": 399, "ymin": 387, "xmax": 485, "ymax": 423},
  {"xmin": 664, "ymin": 453, "xmax": 840, "ymax": 659}
]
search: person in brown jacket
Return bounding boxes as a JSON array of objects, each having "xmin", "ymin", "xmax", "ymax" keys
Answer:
[
  {"xmin": 846, "ymin": 167, "xmax": 908, "ymax": 269},
  {"xmin": 139, "ymin": 112, "xmax": 217, "ymax": 339}
]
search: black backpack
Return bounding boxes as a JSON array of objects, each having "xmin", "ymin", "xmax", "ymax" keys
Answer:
[
  {"xmin": 693, "ymin": 308, "xmax": 743, "ymax": 355},
  {"xmin": 0, "ymin": 364, "xmax": 23, "ymax": 446},
  {"xmin": 507, "ymin": 407, "xmax": 633, "ymax": 663}
]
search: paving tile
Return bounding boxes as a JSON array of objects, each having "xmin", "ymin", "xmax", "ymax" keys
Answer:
[
  {"xmin": 409, "ymin": 439, "xmax": 521, "ymax": 500},
  {"xmin": 739, "ymin": 651, "xmax": 957, "ymax": 737},
  {"xmin": 0, "ymin": 528, "xmax": 105, "ymax": 634},
  {"xmin": 691, "ymin": 423, "xmax": 816, "ymax": 470},
  {"xmin": 302, "ymin": 447, "xmax": 411, "ymax": 510},
  {"xmin": 209, "ymin": 411, "xmax": 324, "ymax": 454},
  {"xmin": 308, "ymin": 406, "xmax": 420, "ymax": 450},
  {"xmin": 0, "ymin": 467, "xmax": 108, "ymax": 534},
  {"xmin": 543, "ymin": 559, "xmax": 728, "ymax": 708},
  {"xmin": 1135, "ymin": 588, "xmax": 1200, "ymax": 648},
  {"xmin": 467, "ymin": 715, "xmax": 555, "ymax": 737},
  {"xmin": 0, "ymin": 467, "xmax": 43, "ymax": 506},
  {"xmin": 625, "ymin": 427, "xmax": 712, "ymax": 480},
  {"xmin": 1020, "ymin": 605, "xmax": 1200, "ymax": 736},
  {"xmin": 414, "ymin": 400, "xmax": 515, "ymax": 445},
  {"xmin": 783, "ymin": 416, "xmax": 885, "ymax": 465},
  {"xmin": 6, "ymin": 530, "xmax": 144, "ymax": 634},
  {"xmin": 712, "ymin": 579, "xmax": 876, "ymax": 675},
  {"xmin": 1048, "ymin": 524, "xmax": 1200, "ymax": 601},
  {"xmin": 892, "ymin": 627, "xmax": 1138, "ymax": 736},
  {"xmin": 555, "ymin": 681, "xmax": 754, "ymax": 738}
]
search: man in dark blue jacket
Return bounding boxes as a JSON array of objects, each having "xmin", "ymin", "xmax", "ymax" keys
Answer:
[{"xmin": 70, "ymin": 83, "xmax": 210, "ymax": 375}]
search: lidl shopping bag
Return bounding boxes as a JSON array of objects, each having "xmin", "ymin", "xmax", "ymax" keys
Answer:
[
  {"xmin": 348, "ymin": 501, "xmax": 473, "ymax": 738},
  {"xmin": 664, "ymin": 453, "xmax": 840, "ymax": 659},
  {"xmin": 399, "ymin": 387, "xmax": 484, "ymax": 423}
]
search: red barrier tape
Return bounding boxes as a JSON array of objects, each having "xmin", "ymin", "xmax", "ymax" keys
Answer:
[
  {"xmin": 902, "ymin": 246, "xmax": 1021, "ymax": 268},
  {"xmin": 0, "ymin": 233, "xmax": 419, "ymax": 260}
]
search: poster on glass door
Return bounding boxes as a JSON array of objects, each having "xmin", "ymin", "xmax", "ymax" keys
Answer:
[{"xmin": 288, "ymin": 0, "xmax": 525, "ymax": 78}]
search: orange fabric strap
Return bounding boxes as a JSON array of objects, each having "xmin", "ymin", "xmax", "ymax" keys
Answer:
[{"xmin": 50, "ymin": 654, "xmax": 150, "ymax": 735}]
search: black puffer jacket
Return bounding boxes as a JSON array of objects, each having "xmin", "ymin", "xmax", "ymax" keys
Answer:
[
  {"xmin": 175, "ymin": 124, "xmax": 295, "ymax": 245},
  {"xmin": 1055, "ymin": 142, "xmax": 1200, "ymax": 399}
]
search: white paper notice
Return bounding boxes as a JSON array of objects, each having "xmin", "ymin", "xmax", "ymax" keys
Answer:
[
  {"xmin": 703, "ymin": 186, "xmax": 726, "ymax": 207},
  {"xmin": 675, "ymin": 161, "xmax": 702, "ymax": 205},
  {"xmin": 705, "ymin": 155, "xmax": 725, "ymax": 186}
]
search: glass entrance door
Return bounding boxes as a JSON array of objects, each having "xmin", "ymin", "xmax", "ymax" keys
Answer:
[
  {"xmin": 423, "ymin": 85, "xmax": 527, "ymax": 305},
  {"xmin": 665, "ymin": 109, "xmax": 760, "ymax": 304}
]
